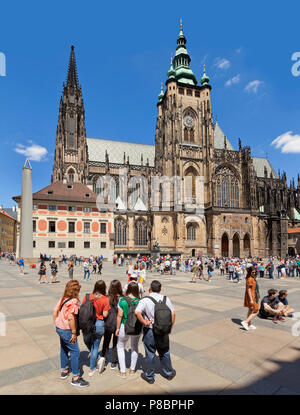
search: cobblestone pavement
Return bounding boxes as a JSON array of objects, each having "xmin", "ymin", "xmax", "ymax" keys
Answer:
[{"xmin": 0, "ymin": 259, "xmax": 300, "ymax": 395}]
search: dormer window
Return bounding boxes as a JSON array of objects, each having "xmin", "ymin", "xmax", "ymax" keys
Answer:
[
  {"xmin": 47, "ymin": 191, "xmax": 53, "ymax": 195},
  {"xmin": 85, "ymin": 193, "xmax": 90, "ymax": 198},
  {"xmin": 67, "ymin": 185, "xmax": 73, "ymax": 189}
]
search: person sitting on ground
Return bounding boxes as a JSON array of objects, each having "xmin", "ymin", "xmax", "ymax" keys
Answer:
[
  {"xmin": 258, "ymin": 289, "xmax": 286, "ymax": 323},
  {"xmin": 277, "ymin": 290, "xmax": 295, "ymax": 318}
]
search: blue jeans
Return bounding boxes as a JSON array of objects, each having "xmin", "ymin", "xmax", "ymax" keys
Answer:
[
  {"xmin": 56, "ymin": 327, "xmax": 80, "ymax": 376},
  {"xmin": 229, "ymin": 271, "xmax": 234, "ymax": 280},
  {"xmin": 269, "ymin": 270, "xmax": 274, "ymax": 279},
  {"xmin": 234, "ymin": 272, "xmax": 239, "ymax": 282},
  {"xmin": 142, "ymin": 328, "xmax": 174, "ymax": 382},
  {"xmin": 83, "ymin": 320, "xmax": 105, "ymax": 370},
  {"xmin": 84, "ymin": 268, "xmax": 90, "ymax": 280}
]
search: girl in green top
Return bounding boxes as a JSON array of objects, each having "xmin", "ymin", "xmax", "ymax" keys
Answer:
[{"xmin": 116, "ymin": 282, "xmax": 141, "ymax": 378}]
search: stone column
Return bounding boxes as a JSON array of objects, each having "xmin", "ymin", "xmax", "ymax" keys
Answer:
[{"xmin": 19, "ymin": 159, "xmax": 33, "ymax": 259}]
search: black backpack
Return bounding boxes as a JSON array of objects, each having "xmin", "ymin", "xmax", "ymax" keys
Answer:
[
  {"xmin": 104, "ymin": 303, "xmax": 118, "ymax": 333},
  {"xmin": 78, "ymin": 294, "xmax": 96, "ymax": 335},
  {"xmin": 124, "ymin": 297, "xmax": 142, "ymax": 335},
  {"xmin": 145, "ymin": 296, "xmax": 172, "ymax": 335}
]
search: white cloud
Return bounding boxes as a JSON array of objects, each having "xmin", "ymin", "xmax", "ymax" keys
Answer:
[
  {"xmin": 215, "ymin": 58, "xmax": 231, "ymax": 70},
  {"xmin": 236, "ymin": 47, "xmax": 243, "ymax": 54},
  {"xmin": 225, "ymin": 74, "xmax": 241, "ymax": 87},
  {"xmin": 14, "ymin": 143, "xmax": 48, "ymax": 161},
  {"xmin": 245, "ymin": 80, "xmax": 263, "ymax": 94},
  {"xmin": 271, "ymin": 131, "xmax": 300, "ymax": 153}
]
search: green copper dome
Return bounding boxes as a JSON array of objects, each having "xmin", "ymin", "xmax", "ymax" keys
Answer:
[
  {"xmin": 167, "ymin": 57, "xmax": 176, "ymax": 79},
  {"xmin": 158, "ymin": 82, "xmax": 164, "ymax": 102},
  {"xmin": 200, "ymin": 65, "xmax": 210, "ymax": 86},
  {"xmin": 171, "ymin": 20, "xmax": 198, "ymax": 86}
]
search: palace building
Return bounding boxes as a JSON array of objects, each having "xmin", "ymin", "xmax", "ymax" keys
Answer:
[{"xmin": 45, "ymin": 24, "xmax": 300, "ymax": 257}]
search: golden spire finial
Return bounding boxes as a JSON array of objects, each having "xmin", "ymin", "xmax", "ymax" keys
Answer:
[
  {"xmin": 180, "ymin": 18, "xmax": 183, "ymax": 30},
  {"xmin": 170, "ymin": 55, "xmax": 173, "ymax": 64}
]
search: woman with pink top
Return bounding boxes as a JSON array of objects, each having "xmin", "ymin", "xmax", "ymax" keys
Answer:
[{"xmin": 53, "ymin": 280, "xmax": 89, "ymax": 388}]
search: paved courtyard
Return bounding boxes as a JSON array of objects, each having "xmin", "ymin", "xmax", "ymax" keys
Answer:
[{"xmin": 0, "ymin": 259, "xmax": 300, "ymax": 395}]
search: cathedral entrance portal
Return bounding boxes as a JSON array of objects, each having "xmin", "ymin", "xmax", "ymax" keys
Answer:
[
  {"xmin": 233, "ymin": 233, "xmax": 240, "ymax": 258},
  {"xmin": 221, "ymin": 234, "xmax": 229, "ymax": 257}
]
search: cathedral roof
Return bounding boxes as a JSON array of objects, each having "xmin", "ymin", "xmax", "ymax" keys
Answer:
[
  {"xmin": 87, "ymin": 138, "xmax": 155, "ymax": 167},
  {"xmin": 214, "ymin": 122, "xmax": 234, "ymax": 150},
  {"xmin": 87, "ymin": 122, "xmax": 277, "ymax": 178},
  {"xmin": 252, "ymin": 157, "xmax": 277, "ymax": 179}
]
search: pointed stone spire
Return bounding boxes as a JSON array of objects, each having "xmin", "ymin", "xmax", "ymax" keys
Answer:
[
  {"xmin": 224, "ymin": 136, "xmax": 227, "ymax": 150},
  {"xmin": 66, "ymin": 45, "xmax": 79, "ymax": 89},
  {"xmin": 238, "ymin": 138, "xmax": 242, "ymax": 151}
]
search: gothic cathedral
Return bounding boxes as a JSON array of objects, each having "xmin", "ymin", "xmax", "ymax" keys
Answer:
[{"xmin": 52, "ymin": 24, "xmax": 300, "ymax": 258}]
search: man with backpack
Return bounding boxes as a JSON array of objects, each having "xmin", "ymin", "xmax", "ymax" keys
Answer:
[{"xmin": 135, "ymin": 280, "xmax": 176, "ymax": 384}]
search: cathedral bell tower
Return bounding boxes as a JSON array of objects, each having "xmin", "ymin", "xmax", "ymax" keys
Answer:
[
  {"xmin": 52, "ymin": 46, "xmax": 88, "ymax": 184},
  {"xmin": 155, "ymin": 21, "xmax": 213, "ymax": 197}
]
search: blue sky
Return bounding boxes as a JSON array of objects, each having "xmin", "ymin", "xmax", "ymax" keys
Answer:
[{"xmin": 1, "ymin": 0, "xmax": 300, "ymax": 206}]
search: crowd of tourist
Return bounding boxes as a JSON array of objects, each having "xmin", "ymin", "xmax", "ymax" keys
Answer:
[{"xmin": 1, "ymin": 248, "xmax": 299, "ymax": 388}]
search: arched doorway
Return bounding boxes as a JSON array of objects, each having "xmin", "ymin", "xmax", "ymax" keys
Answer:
[
  {"xmin": 221, "ymin": 233, "xmax": 229, "ymax": 257},
  {"xmin": 243, "ymin": 234, "xmax": 251, "ymax": 257},
  {"xmin": 233, "ymin": 233, "xmax": 240, "ymax": 258}
]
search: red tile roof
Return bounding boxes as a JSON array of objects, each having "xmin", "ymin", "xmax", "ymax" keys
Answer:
[{"xmin": 13, "ymin": 181, "xmax": 97, "ymax": 203}]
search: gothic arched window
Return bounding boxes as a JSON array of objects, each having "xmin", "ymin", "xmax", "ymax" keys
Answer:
[
  {"xmin": 68, "ymin": 168, "xmax": 75, "ymax": 183},
  {"xmin": 115, "ymin": 219, "xmax": 127, "ymax": 246},
  {"xmin": 213, "ymin": 166, "xmax": 239, "ymax": 208},
  {"xmin": 187, "ymin": 224, "xmax": 196, "ymax": 241},
  {"xmin": 185, "ymin": 166, "xmax": 197, "ymax": 199},
  {"xmin": 134, "ymin": 220, "xmax": 148, "ymax": 246}
]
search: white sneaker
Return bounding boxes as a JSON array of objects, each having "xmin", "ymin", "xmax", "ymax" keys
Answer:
[
  {"xmin": 248, "ymin": 325, "xmax": 256, "ymax": 330},
  {"xmin": 241, "ymin": 321, "xmax": 249, "ymax": 331},
  {"xmin": 97, "ymin": 357, "xmax": 105, "ymax": 374},
  {"xmin": 88, "ymin": 369, "xmax": 96, "ymax": 377}
]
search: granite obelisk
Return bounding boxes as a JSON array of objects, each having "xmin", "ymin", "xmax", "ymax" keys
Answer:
[{"xmin": 19, "ymin": 159, "xmax": 33, "ymax": 259}]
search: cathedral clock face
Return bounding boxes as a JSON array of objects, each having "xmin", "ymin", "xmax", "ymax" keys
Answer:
[{"xmin": 184, "ymin": 115, "xmax": 194, "ymax": 128}]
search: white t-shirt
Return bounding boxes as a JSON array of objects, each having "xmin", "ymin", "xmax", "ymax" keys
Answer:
[
  {"xmin": 135, "ymin": 292, "xmax": 175, "ymax": 329},
  {"xmin": 128, "ymin": 265, "xmax": 134, "ymax": 274}
]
